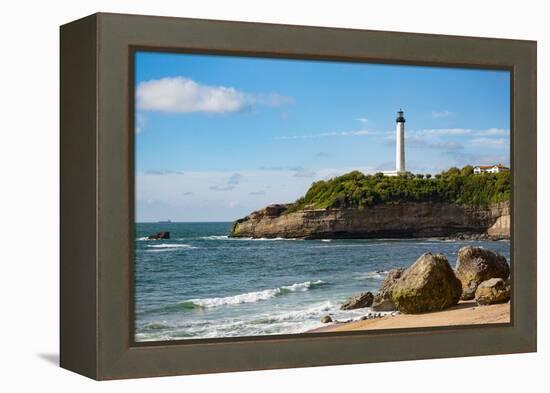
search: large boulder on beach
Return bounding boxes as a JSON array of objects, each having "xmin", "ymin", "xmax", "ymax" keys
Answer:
[
  {"xmin": 392, "ymin": 253, "xmax": 462, "ymax": 314},
  {"xmin": 341, "ymin": 292, "xmax": 374, "ymax": 310},
  {"xmin": 455, "ymin": 246, "xmax": 510, "ymax": 300},
  {"xmin": 372, "ymin": 268, "xmax": 405, "ymax": 311},
  {"xmin": 475, "ymin": 278, "xmax": 511, "ymax": 305}
]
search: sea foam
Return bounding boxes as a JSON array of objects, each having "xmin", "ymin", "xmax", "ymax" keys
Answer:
[
  {"xmin": 200, "ymin": 235, "xmax": 300, "ymax": 241},
  {"xmin": 353, "ymin": 270, "xmax": 389, "ymax": 280},
  {"xmin": 181, "ymin": 280, "xmax": 326, "ymax": 309},
  {"xmin": 146, "ymin": 244, "xmax": 197, "ymax": 249}
]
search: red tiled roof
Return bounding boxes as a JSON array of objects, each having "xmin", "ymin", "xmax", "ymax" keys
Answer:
[{"xmin": 475, "ymin": 164, "xmax": 510, "ymax": 169}]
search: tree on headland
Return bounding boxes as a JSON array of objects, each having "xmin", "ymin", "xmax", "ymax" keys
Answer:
[
  {"xmin": 461, "ymin": 165, "xmax": 474, "ymax": 176},
  {"xmin": 287, "ymin": 166, "xmax": 510, "ymax": 212}
]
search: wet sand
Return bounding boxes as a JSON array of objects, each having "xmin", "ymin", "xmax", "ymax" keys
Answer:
[{"xmin": 309, "ymin": 301, "xmax": 510, "ymax": 333}]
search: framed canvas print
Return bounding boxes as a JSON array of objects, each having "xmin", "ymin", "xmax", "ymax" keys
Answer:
[{"xmin": 60, "ymin": 13, "xmax": 537, "ymax": 380}]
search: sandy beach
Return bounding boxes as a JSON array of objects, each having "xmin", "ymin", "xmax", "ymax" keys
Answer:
[{"xmin": 309, "ymin": 300, "xmax": 510, "ymax": 333}]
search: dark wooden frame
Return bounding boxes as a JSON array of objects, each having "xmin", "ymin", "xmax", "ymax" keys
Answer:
[{"xmin": 60, "ymin": 12, "xmax": 537, "ymax": 380}]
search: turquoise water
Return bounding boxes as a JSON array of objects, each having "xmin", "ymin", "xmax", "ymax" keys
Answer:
[{"xmin": 134, "ymin": 222, "xmax": 510, "ymax": 341}]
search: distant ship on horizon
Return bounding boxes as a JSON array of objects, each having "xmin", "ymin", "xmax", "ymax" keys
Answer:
[{"xmin": 157, "ymin": 219, "xmax": 172, "ymax": 223}]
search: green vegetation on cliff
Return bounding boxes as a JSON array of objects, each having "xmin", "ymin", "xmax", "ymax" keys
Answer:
[{"xmin": 287, "ymin": 166, "xmax": 510, "ymax": 212}]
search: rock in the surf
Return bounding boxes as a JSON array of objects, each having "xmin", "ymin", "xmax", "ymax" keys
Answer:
[
  {"xmin": 340, "ymin": 291, "xmax": 374, "ymax": 310},
  {"xmin": 321, "ymin": 315, "xmax": 333, "ymax": 323},
  {"xmin": 372, "ymin": 268, "xmax": 405, "ymax": 311},
  {"xmin": 392, "ymin": 253, "xmax": 462, "ymax": 314},
  {"xmin": 148, "ymin": 231, "xmax": 170, "ymax": 240},
  {"xmin": 475, "ymin": 278, "xmax": 511, "ymax": 305},
  {"xmin": 455, "ymin": 246, "xmax": 510, "ymax": 300}
]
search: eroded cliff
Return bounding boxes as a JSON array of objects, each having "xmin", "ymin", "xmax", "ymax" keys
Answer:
[{"xmin": 230, "ymin": 202, "xmax": 509, "ymax": 239}]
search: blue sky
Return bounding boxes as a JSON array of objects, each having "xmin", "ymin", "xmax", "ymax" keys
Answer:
[{"xmin": 135, "ymin": 51, "xmax": 510, "ymax": 222}]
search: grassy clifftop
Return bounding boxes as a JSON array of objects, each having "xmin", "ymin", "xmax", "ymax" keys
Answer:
[{"xmin": 287, "ymin": 166, "xmax": 510, "ymax": 213}]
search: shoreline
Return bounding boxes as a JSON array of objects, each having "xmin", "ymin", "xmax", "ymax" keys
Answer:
[
  {"xmin": 308, "ymin": 301, "xmax": 510, "ymax": 333},
  {"xmin": 228, "ymin": 234, "xmax": 510, "ymax": 241}
]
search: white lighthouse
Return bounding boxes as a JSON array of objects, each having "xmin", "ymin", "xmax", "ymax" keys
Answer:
[
  {"xmin": 395, "ymin": 109, "xmax": 406, "ymax": 173},
  {"xmin": 384, "ymin": 109, "xmax": 409, "ymax": 176}
]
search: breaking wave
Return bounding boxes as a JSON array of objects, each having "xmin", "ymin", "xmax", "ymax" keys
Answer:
[
  {"xmin": 200, "ymin": 235, "xmax": 300, "ymax": 241},
  {"xmin": 180, "ymin": 280, "xmax": 326, "ymax": 309},
  {"xmin": 146, "ymin": 244, "xmax": 197, "ymax": 249}
]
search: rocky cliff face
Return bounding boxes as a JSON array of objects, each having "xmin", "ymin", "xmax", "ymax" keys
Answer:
[
  {"xmin": 486, "ymin": 203, "xmax": 510, "ymax": 237},
  {"xmin": 230, "ymin": 201, "xmax": 510, "ymax": 239}
]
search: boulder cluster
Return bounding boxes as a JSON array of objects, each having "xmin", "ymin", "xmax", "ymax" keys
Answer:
[
  {"xmin": 455, "ymin": 246, "xmax": 510, "ymax": 300},
  {"xmin": 339, "ymin": 246, "xmax": 510, "ymax": 315},
  {"xmin": 392, "ymin": 253, "xmax": 463, "ymax": 314}
]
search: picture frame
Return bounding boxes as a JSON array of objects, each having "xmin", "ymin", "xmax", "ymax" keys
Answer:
[{"xmin": 60, "ymin": 12, "xmax": 537, "ymax": 380}]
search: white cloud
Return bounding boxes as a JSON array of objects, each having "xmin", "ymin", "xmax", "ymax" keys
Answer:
[
  {"xmin": 208, "ymin": 173, "xmax": 244, "ymax": 191},
  {"xmin": 293, "ymin": 168, "xmax": 316, "ymax": 178},
  {"xmin": 385, "ymin": 127, "xmax": 509, "ymax": 152},
  {"xmin": 278, "ymin": 127, "xmax": 508, "ymax": 142},
  {"xmin": 414, "ymin": 128, "xmax": 472, "ymax": 137},
  {"xmin": 356, "ymin": 117, "xmax": 369, "ymax": 124},
  {"xmin": 276, "ymin": 127, "xmax": 508, "ymax": 144},
  {"xmin": 431, "ymin": 110, "xmax": 453, "ymax": 118},
  {"xmin": 258, "ymin": 165, "xmax": 317, "ymax": 178},
  {"xmin": 227, "ymin": 173, "xmax": 243, "ymax": 185},
  {"xmin": 210, "ymin": 184, "xmax": 235, "ymax": 191},
  {"xmin": 137, "ymin": 77, "xmax": 246, "ymax": 113},
  {"xmin": 136, "ymin": 77, "xmax": 293, "ymax": 114},
  {"xmin": 277, "ymin": 129, "xmax": 370, "ymax": 140},
  {"xmin": 335, "ymin": 130, "xmax": 370, "ymax": 136},
  {"xmin": 474, "ymin": 128, "xmax": 509, "ymax": 136},
  {"xmin": 401, "ymin": 135, "xmax": 464, "ymax": 151},
  {"xmin": 143, "ymin": 169, "xmax": 185, "ymax": 175},
  {"xmin": 386, "ymin": 128, "xmax": 510, "ymax": 152},
  {"xmin": 136, "ymin": 167, "xmax": 376, "ymax": 221},
  {"xmin": 228, "ymin": 201, "xmax": 243, "ymax": 209},
  {"xmin": 411, "ymin": 128, "xmax": 509, "ymax": 138},
  {"xmin": 469, "ymin": 138, "xmax": 508, "ymax": 148},
  {"xmin": 446, "ymin": 151, "xmax": 510, "ymax": 168}
]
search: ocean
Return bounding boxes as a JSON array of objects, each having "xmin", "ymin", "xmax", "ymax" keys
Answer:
[{"xmin": 134, "ymin": 222, "xmax": 510, "ymax": 342}]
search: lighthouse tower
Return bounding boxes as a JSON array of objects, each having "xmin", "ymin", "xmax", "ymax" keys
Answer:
[
  {"xmin": 395, "ymin": 109, "xmax": 406, "ymax": 173},
  {"xmin": 383, "ymin": 109, "xmax": 409, "ymax": 176}
]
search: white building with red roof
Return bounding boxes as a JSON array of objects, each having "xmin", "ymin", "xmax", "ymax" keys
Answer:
[{"xmin": 473, "ymin": 164, "xmax": 510, "ymax": 174}]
